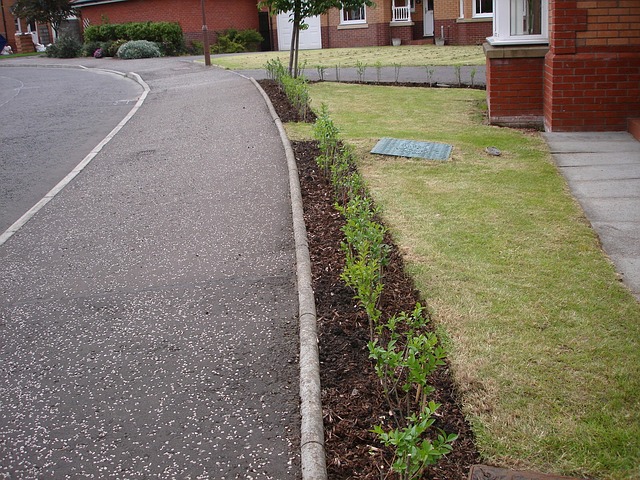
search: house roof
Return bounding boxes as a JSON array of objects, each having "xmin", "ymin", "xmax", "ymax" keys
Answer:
[{"xmin": 71, "ymin": 0, "xmax": 130, "ymax": 7}]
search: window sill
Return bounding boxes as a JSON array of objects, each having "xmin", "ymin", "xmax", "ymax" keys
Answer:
[
  {"xmin": 460, "ymin": 16, "xmax": 493, "ymax": 23},
  {"xmin": 338, "ymin": 23, "xmax": 368, "ymax": 30},
  {"xmin": 486, "ymin": 36, "xmax": 549, "ymax": 47},
  {"xmin": 390, "ymin": 21, "xmax": 415, "ymax": 27},
  {"xmin": 483, "ymin": 41, "xmax": 549, "ymax": 58}
]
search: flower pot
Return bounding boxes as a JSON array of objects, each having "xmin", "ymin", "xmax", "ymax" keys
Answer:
[
  {"xmin": 392, "ymin": 38, "xmax": 401, "ymax": 47},
  {"xmin": 435, "ymin": 37, "xmax": 445, "ymax": 46}
]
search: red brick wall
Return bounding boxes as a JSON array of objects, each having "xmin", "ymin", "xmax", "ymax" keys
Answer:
[
  {"xmin": 78, "ymin": 0, "xmax": 260, "ymax": 45},
  {"xmin": 436, "ymin": 19, "xmax": 492, "ymax": 45},
  {"xmin": 543, "ymin": 0, "xmax": 640, "ymax": 131},
  {"xmin": 322, "ymin": 23, "xmax": 391, "ymax": 48},
  {"xmin": 486, "ymin": 54, "xmax": 546, "ymax": 126},
  {"xmin": 544, "ymin": 51, "xmax": 640, "ymax": 131}
]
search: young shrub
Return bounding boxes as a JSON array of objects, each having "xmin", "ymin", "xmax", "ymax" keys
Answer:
[
  {"xmin": 235, "ymin": 29, "xmax": 263, "ymax": 52},
  {"xmin": 212, "ymin": 29, "xmax": 263, "ymax": 54},
  {"xmin": 188, "ymin": 40, "xmax": 203, "ymax": 55},
  {"xmin": 82, "ymin": 40, "xmax": 102, "ymax": 57},
  {"xmin": 116, "ymin": 40, "xmax": 161, "ymax": 59},
  {"xmin": 107, "ymin": 39, "xmax": 127, "ymax": 57},
  {"xmin": 46, "ymin": 35, "xmax": 82, "ymax": 58}
]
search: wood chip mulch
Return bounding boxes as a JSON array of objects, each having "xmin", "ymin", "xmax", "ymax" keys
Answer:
[{"xmin": 258, "ymin": 79, "xmax": 481, "ymax": 479}]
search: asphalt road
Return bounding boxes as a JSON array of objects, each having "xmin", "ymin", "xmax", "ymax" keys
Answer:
[
  {"xmin": 0, "ymin": 67, "xmax": 143, "ymax": 233},
  {"xmin": 0, "ymin": 58, "xmax": 300, "ymax": 478}
]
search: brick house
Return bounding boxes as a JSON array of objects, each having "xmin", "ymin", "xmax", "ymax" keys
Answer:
[
  {"xmin": 272, "ymin": 0, "xmax": 493, "ymax": 50},
  {"xmin": 0, "ymin": 1, "xmax": 57, "ymax": 53},
  {"xmin": 484, "ymin": 0, "xmax": 640, "ymax": 133},
  {"xmin": 72, "ymin": 0, "xmax": 264, "ymax": 46}
]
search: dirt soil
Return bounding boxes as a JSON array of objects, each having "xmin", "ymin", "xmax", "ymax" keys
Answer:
[{"xmin": 258, "ymin": 79, "xmax": 481, "ymax": 479}]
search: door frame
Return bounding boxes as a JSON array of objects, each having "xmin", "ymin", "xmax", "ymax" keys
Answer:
[{"xmin": 423, "ymin": 0, "xmax": 435, "ymax": 36}]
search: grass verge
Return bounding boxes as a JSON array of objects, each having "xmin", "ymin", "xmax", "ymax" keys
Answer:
[
  {"xmin": 0, "ymin": 52, "xmax": 42, "ymax": 60},
  {"xmin": 213, "ymin": 45, "xmax": 485, "ymax": 70},
  {"xmin": 297, "ymin": 82, "xmax": 640, "ymax": 480}
]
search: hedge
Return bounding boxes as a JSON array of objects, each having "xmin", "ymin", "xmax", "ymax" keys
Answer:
[{"xmin": 83, "ymin": 21, "xmax": 185, "ymax": 56}]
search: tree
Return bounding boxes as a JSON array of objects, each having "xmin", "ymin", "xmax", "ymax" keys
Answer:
[
  {"xmin": 11, "ymin": 0, "xmax": 76, "ymax": 36},
  {"xmin": 258, "ymin": 0, "xmax": 374, "ymax": 77}
]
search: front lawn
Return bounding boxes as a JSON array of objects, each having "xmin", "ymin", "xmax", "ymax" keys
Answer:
[
  {"xmin": 291, "ymin": 82, "xmax": 640, "ymax": 480},
  {"xmin": 212, "ymin": 44, "xmax": 485, "ymax": 70}
]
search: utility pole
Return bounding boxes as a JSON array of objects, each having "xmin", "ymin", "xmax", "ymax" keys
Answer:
[{"xmin": 200, "ymin": 0, "xmax": 211, "ymax": 66}]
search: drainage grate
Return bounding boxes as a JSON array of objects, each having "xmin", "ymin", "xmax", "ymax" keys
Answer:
[{"xmin": 371, "ymin": 137, "xmax": 453, "ymax": 161}]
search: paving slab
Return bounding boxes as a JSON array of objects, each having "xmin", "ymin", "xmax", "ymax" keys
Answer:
[{"xmin": 544, "ymin": 132, "xmax": 640, "ymax": 300}]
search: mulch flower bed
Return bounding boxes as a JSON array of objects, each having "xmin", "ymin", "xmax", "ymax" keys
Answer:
[{"xmin": 258, "ymin": 79, "xmax": 480, "ymax": 479}]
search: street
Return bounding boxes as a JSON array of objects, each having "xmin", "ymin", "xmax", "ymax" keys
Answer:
[
  {"xmin": 0, "ymin": 67, "xmax": 142, "ymax": 233},
  {"xmin": 0, "ymin": 58, "xmax": 300, "ymax": 479}
]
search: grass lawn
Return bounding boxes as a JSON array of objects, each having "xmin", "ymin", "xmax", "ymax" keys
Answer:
[
  {"xmin": 0, "ymin": 52, "xmax": 42, "ymax": 60},
  {"xmin": 212, "ymin": 44, "xmax": 485, "ymax": 70},
  {"xmin": 289, "ymin": 83, "xmax": 640, "ymax": 480}
]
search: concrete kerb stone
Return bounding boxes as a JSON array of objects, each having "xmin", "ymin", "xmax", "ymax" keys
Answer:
[{"xmin": 250, "ymin": 75, "xmax": 328, "ymax": 480}]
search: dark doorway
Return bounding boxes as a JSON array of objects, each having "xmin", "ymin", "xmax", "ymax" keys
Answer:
[{"xmin": 258, "ymin": 11, "xmax": 272, "ymax": 51}]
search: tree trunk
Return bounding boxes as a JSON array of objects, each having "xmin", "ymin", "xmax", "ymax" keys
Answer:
[{"xmin": 288, "ymin": 0, "xmax": 301, "ymax": 77}]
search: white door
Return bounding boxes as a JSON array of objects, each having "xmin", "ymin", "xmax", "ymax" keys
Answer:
[
  {"xmin": 277, "ymin": 12, "xmax": 322, "ymax": 51},
  {"xmin": 423, "ymin": 0, "xmax": 435, "ymax": 36}
]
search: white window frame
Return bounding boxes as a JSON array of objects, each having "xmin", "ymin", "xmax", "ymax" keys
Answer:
[
  {"xmin": 473, "ymin": 0, "xmax": 493, "ymax": 18},
  {"xmin": 410, "ymin": 0, "xmax": 417, "ymax": 13},
  {"xmin": 341, "ymin": 5, "xmax": 367, "ymax": 24},
  {"xmin": 488, "ymin": 0, "xmax": 548, "ymax": 45}
]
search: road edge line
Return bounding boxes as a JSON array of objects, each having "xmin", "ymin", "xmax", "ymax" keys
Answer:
[
  {"xmin": 250, "ymin": 76, "xmax": 328, "ymax": 480},
  {"xmin": 0, "ymin": 70, "xmax": 151, "ymax": 247}
]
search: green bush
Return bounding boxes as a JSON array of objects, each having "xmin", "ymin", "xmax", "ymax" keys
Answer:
[
  {"xmin": 107, "ymin": 39, "xmax": 127, "ymax": 57},
  {"xmin": 212, "ymin": 29, "xmax": 263, "ymax": 53},
  {"xmin": 84, "ymin": 21, "xmax": 185, "ymax": 56},
  {"xmin": 116, "ymin": 40, "xmax": 161, "ymax": 59},
  {"xmin": 46, "ymin": 35, "xmax": 82, "ymax": 58},
  {"xmin": 82, "ymin": 40, "xmax": 102, "ymax": 57}
]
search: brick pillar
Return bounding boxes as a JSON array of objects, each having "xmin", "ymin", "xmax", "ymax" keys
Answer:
[
  {"xmin": 544, "ymin": 0, "xmax": 640, "ymax": 132},
  {"xmin": 484, "ymin": 43, "xmax": 547, "ymax": 128},
  {"xmin": 15, "ymin": 34, "xmax": 35, "ymax": 53}
]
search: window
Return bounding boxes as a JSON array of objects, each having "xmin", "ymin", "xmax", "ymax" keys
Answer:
[
  {"xmin": 474, "ymin": 0, "xmax": 493, "ymax": 17},
  {"xmin": 489, "ymin": 0, "xmax": 547, "ymax": 45},
  {"xmin": 341, "ymin": 6, "xmax": 366, "ymax": 24}
]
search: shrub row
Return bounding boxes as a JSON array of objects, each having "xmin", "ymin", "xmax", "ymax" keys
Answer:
[
  {"xmin": 265, "ymin": 58, "xmax": 310, "ymax": 121},
  {"xmin": 311, "ymin": 102, "xmax": 458, "ymax": 479},
  {"xmin": 84, "ymin": 21, "xmax": 185, "ymax": 56}
]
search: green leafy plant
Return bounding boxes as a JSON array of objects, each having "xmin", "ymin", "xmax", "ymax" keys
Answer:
[
  {"xmin": 425, "ymin": 65, "xmax": 435, "ymax": 86},
  {"xmin": 46, "ymin": 35, "xmax": 82, "ymax": 58},
  {"xmin": 375, "ymin": 60, "xmax": 383, "ymax": 83},
  {"xmin": 107, "ymin": 39, "xmax": 127, "ymax": 57},
  {"xmin": 313, "ymin": 104, "xmax": 341, "ymax": 176},
  {"xmin": 394, "ymin": 63, "xmax": 402, "ymax": 83},
  {"xmin": 212, "ymin": 29, "xmax": 263, "ymax": 54},
  {"xmin": 84, "ymin": 21, "xmax": 184, "ymax": 56},
  {"xmin": 373, "ymin": 403, "xmax": 458, "ymax": 480},
  {"xmin": 116, "ymin": 40, "xmax": 161, "ymax": 59},
  {"xmin": 454, "ymin": 65, "xmax": 462, "ymax": 86},
  {"xmin": 355, "ymin": 60, "xmax": 367, "ymax": 83}
]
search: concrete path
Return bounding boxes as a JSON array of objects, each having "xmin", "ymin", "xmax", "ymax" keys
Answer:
[
  {"xmin": 0, "ymin": 57, "xmax": 301, "ymax": 478},
  {"xmin": 544, "ymin": 132, "xmax": 640, "ymax": 301}
]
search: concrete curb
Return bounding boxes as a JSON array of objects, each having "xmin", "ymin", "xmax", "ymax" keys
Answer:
[
  {"xmin": 250, "ymin": 77, "xmax": 328, "ymax": 480},
  {"xmin": 0, "ymin": 65, "xmax": 150, "ymax": 247}
]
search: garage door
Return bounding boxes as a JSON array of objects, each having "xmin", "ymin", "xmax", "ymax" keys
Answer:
[{"xmin": 276, "ymin": 13, "xmax": 322, "ymax": 51}]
